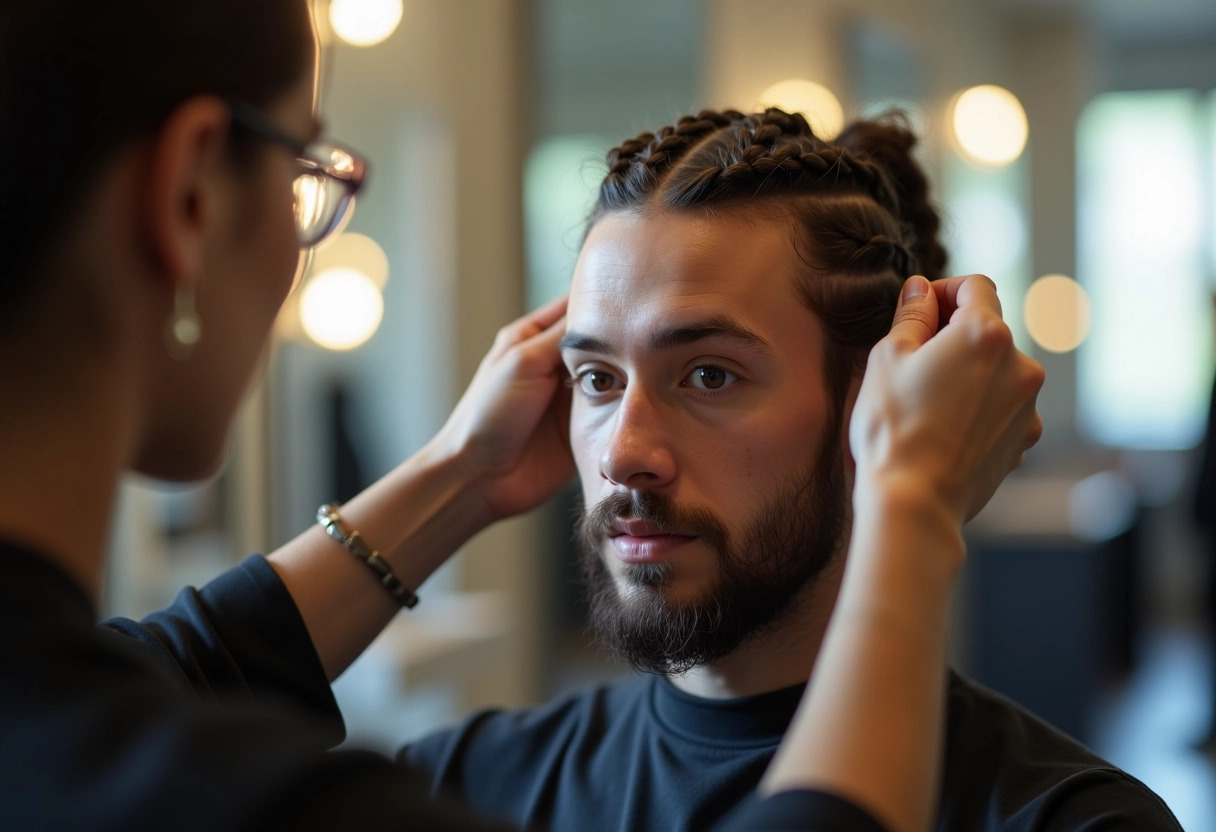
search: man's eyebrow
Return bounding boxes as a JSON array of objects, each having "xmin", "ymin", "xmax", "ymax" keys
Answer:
[
  {"xmin": 559, "ymin": 316, "xmax": 772, "ymax": 356},
  {"xmin": 559, "ymin": 332, "xmax": 613, "ymax": 354},
  {"xmin": 650, "ymin": 315, "xmax": 773, "ymax": 354}
]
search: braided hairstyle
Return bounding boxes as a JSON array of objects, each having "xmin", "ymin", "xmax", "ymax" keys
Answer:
[{"xmin": 593, "ymin": 107, "xmax": 947, "ymax": 409}]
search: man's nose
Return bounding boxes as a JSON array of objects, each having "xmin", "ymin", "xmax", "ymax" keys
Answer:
[{"xmin": 599, "ymin": 386, "xmax": 677, "ymax": 490}]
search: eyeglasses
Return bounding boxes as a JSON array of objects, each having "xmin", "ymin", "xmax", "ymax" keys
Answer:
[{"xmin": 227, "ymin": 100, "xmax": 368, "ymax": 248}]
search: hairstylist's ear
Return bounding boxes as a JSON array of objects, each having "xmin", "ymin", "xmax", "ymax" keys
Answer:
[{"xmin": 143, "ymin": 96, "xmax": 231, "ymax": 286}]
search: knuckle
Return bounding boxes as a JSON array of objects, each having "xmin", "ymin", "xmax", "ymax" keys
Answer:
[
  {"xmin": 492, "ymin": 325, "xmax": 515, "ymax": 349},
  {"xmin": 871, "ymin": 335, "xmax": 908, "ymax": 363},
  {"xmin": 1017, "ymin": 357, "xmax": 1046, "ymax": 396},
  {"xmin": 965, "ymin": 312, "xmax": 1012, "ymax": 354},
  {"xmin": 897, "ymin": 306, "xmax": 936, "ymax": 331},
  {"xmin": 1027, "ymin": 413, "xmax": 1044, "ymax": 446},
  {"xmin": 493, "ymin": 342, "xmax": 529, "ymax": 376},
  {"xmin": 1029, "ymin": 359, "xmax": 1047, "ymax": 388},
  {"xmin": 963, "ymin": 273, "xmax": 998, "ymax": 297}
]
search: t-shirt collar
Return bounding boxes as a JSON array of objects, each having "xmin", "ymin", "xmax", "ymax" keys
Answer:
[{"xmin": 648, "ymin": 674, "xmax": 806, "ymax": 748}]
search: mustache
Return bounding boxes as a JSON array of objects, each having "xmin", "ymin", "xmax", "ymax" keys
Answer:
[{"xmin": 575, "ymin": 491, "xmax": 729, "ymax": 554}]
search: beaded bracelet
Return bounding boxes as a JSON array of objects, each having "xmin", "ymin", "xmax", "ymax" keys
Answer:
[{"xmin": 315, "ymin": 503, "xmax": 419, "ymax": 609}]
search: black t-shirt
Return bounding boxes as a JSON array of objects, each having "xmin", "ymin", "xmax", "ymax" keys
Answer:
[
  {"xmin": 0, "ymin": 543, "xmax": 515, "ymax": 831},
  {"xmin": 0, "ymin": 543, "xmax": 885, "ymax": 831},
  {"xmin": 401, "ymin": 661, "xmax": 1183, "ymax": 831}
]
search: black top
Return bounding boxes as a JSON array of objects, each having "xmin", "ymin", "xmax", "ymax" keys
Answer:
[
  {"xmin": 401, "ymin": 660, "xmax": 1183, "ymax": 831},
  {"xmin": 0, "ymin": 542, "xmax": 885, "ymax": 831}
]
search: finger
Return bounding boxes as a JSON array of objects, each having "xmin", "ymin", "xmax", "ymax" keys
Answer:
[
  {"xmin": 526, "ymin": 293, "xmax": 570, "ymax": 330},
  {"xmin": 491, "ymin": 295, "xmax": 570, "ymax": 355},
  {"xmin": 1028, "ymin": 411, "xmax": 1044, "ymax": 449},
  {"xmin": 884, "ymin": 275, "xmax": 940, "ymax": 352},
  {"xmin": 978, "ymin": 375, "xmax": 1044, "ymax": 481},
  {"xmin": 512, "ymin": 314, "xmax": 570, "ymax": 379},
  {"xmin": 547, "ymin": 374, "xmax": 574, "ymax": 451},
  {"xmin": 1003, "ymin": 395, "xmax": 1043, "ymax": 450},
  {"xmin": 933, "ymin": 274, "xmax": 1001, "ymax": 323},
  {"xmin": 941, "ymin": 306, "xmax": 1012, "ymax": 362},
  {"xmin": 1015, "ymin": 364, "xmax": 1046, "ymax": 450}
]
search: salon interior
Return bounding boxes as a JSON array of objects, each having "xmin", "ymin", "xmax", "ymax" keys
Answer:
[{"xmin": 103, "ymin": 0, "xmax": 1216, "ymax": 828}]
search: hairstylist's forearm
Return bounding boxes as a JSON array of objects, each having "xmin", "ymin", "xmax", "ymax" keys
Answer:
[
  {"xmin": 762, "ymin": 478, "xmax": 963, "ymax": 832},
  {"xmin": 268, "ymin": 296, "xmax": 571, "ymax": 681},
  {"xmin": 267, "ymin": 440, "xmax": 498, "ymax": 681},
  {"xmin": 761, "ymin": 273, "xmax": 1043, "ymax": 832}
]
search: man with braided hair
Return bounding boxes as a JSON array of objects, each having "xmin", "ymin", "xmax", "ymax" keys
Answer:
[{"xmin": 400, "ymin": 109, "xmax": 1180, "ymax": 831}]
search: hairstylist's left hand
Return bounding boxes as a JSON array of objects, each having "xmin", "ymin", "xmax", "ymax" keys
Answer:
[
  {"xmin": 850, "ymin": 274, "xmax": 1045, "ymax": 532},
  {"xmin": 427, "ymin": 295, "xmax": 574, "ymax": 521}
]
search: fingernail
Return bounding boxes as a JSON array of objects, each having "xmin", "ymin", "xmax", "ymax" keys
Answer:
[{"xmin": 902, "ymin": 275, "xmax": 929, "ymax": 302}]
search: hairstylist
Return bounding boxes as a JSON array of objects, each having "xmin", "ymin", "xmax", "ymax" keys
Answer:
[{"xmin": 0, "ymin": 2, "xmax": 1042, "ymax": 830}]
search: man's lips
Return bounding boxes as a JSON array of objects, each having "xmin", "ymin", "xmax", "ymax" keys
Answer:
[
  {"xmin": 610, "ymin": 519, "xmax": 678, "ymax": 537},
  {"xmin": 608, "ymin": 519, "xmax": 696, "ymax": 563}
]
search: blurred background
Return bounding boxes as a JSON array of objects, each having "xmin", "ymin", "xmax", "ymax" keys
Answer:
[{"xmin": 103, "ymin": 0, "xmax": 1216, "ymax": 827}]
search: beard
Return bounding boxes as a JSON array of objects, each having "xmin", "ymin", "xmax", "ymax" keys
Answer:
[{"xmin": 575, "ymin": 437, "xmax": 848, "ymax": 676}]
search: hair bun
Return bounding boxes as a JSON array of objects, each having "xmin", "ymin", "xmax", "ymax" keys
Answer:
[{"xmin": 835, "ymin": 112, "xmax": 947, "ymax": 280}]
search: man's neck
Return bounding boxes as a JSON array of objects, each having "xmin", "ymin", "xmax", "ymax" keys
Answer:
[{"xmin": 667, "ymin": 553, "xmax": 846, "ymax": 699}]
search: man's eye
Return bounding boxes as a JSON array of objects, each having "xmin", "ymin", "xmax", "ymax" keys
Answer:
[
  {"xmin": 577, "ymin": 370, "xmax": 620, "ymax": 395},
  {"xmin": 686, "ymin": 365, "xmax": 737, "ymax": 391}
]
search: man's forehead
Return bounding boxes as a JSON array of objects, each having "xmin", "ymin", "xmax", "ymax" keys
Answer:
[
  {"xmin": 568, "ymin": 211, "xmax": 803, "ymax": 322},
  {"xmin": 561, "ymin": 310, "xmax": 776, "ymax": 358}
]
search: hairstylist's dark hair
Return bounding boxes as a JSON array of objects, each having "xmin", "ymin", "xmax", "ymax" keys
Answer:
[
  {"xmin": 0, "ymin": 0, "xmax": 312, "ymax": 328},
  {"xmin": 593, "ymin": 107, "xmax": 948, "ymax": 408}
]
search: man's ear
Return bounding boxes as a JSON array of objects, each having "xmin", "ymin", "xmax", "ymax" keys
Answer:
[{"xmin": 143, "ymin": 96, "xmax": 232, "ymax": 287}]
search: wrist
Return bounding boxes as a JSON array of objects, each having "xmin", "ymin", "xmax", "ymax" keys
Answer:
[
  {"xmin": 402, "ymin": 437, "xmax": 500, "ymax": 535},
  {"xmin": 853, "ymin": 469, "xmax": 961, "ymax": 534},
  {"xmin": 848, "ymin": 472, "xmax": 966, "ymax": 591},
  {"xmin": 329, "ymin": 441, "xmax": 497, "ymax": 596}
]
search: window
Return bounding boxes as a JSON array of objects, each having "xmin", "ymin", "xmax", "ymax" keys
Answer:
[
  {"xmin": 524, "ymin": 135, "xmax": 610, "ymax": 306},
  {"xmin": 1076, "ymin": 90, "xmax": 1214, "ymax": 449}
]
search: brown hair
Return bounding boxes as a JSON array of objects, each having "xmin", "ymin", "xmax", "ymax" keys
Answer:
[{"xmin": 592, "ymin": 107, "xmax": 947, "ymax": 408}]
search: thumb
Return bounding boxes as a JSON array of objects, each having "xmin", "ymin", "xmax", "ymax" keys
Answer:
[{"xmin": 887, "ymin": 275, "xmax": 939, "ymax": 351}]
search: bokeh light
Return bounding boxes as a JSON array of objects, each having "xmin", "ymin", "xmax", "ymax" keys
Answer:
[
  {"xmin": 310, "ymin": 232, "xmax": 390, "ymax": 290},
  {"xmin": 1024, "ymin": 274, "xmax": 1091, "ymax": 353},
  {"xmin": 300, "ymin": 267, "xmax": 385, "ymax": 351},
  {"xmin": 951, "ymin": 85, "xmax": 1028, "ymax": 166},
  {"xmin": 329, "ymin": 0, "xmax": 404, "ymax": 47},
  {"xmin": 758, "ymin": 79, "xmax": 844, "ymax": 139}
]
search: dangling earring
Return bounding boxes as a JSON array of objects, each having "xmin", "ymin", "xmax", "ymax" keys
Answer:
[{"xmin": 166, "ymin": 285, "xmax": 202, "ymax": 360}]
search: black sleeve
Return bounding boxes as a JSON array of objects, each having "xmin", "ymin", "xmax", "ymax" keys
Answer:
[
  {"xmin": 1026, "ymin": 769, "xmax": 1185, "ymax": 831},
  {"xmin": 100, "ymin": 555, "xmax": 344, "ymax": 742},
  {"xmin": 22, "ymin": 555, "xmax": 518, "ymax": 831},
  {"xmin": 9, "ymin": 676, "xmax": 523, "ymax": 832},
  {"xmin": 725, "ymin": 790, "xmax": 891, "ymax": 832}
]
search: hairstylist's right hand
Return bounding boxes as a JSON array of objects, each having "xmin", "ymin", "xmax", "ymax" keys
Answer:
[
  {"xmin": 427, "ymin": 294, "xmax": 574, "ymax": 521},
  {"xmin": 850, "ymin": 274, "xmax": 1045, "ymax": 537}
]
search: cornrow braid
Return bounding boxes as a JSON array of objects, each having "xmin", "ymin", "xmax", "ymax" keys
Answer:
[
  {"xmin": 600, "ymin": 109, "xmax": 739, "ymax": 209},
  {"xmin": 669, "ymin": 143, "xmax": 900, "ymax": 213}
]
